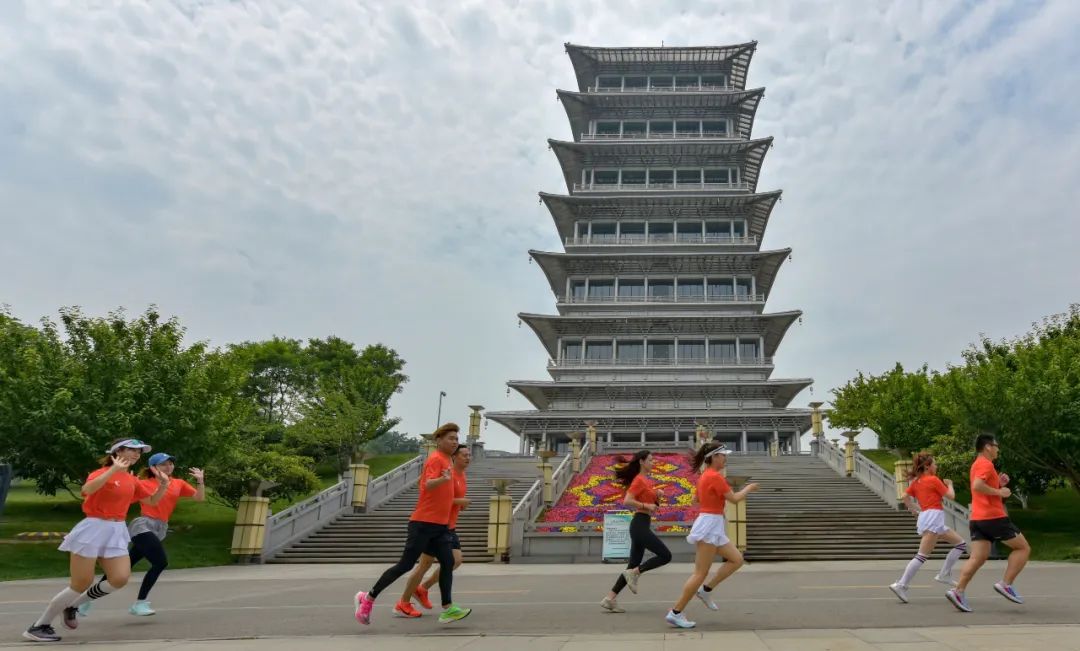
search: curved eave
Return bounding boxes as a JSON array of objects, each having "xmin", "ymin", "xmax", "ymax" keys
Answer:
[
  {"xmin": 529, "ymin": 248, "xmax": 791, "ymax": 297},
  {"xmin": 565, "ymin": 42, "xmax": 756, "ymax": 92},
  {"xmin": 557, "ymin": 88, "xmax": 764, "ymax": 142},
  {"xmin": 549, "ymin": 138, "xmax": 772, "ymax": 194},
  {"xmin": 506, "ymin": 379, "xmax": 813, "ymax": 411},
  {"xmin": 540, "ymin": 191, "xmax": 782, "ymax": 243},
  {"xmin": 487, "ymin": 408, "xmax": 813, "ymax": 436},
  {"xmin": 519, "ymin": 310, "xmax": 801, "ymax": 359}
]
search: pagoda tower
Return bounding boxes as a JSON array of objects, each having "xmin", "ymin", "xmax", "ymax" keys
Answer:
[{"xmin": 489, "ymin": 42, "xmax": 812, "ymax": 455}]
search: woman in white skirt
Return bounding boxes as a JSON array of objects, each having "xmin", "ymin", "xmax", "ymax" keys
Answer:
[
  {"xmin": 889, "ymin": 451, "xmax": 968, "ymax": 603},
  {"xmin": 665, "ymin": 442, "xmax": 759, "ymax": 629},
  {"xmin": 23, "ymin": 438, "xmax": 168, "ymax": 643}
]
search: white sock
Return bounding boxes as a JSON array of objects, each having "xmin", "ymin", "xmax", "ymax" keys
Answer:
[
  {"xmin": 898, "ymin": 554, "xmax": 927, "ymax": 587},
  {"xmin": 67, "ymin": 577, "xmax": 120, "ymax": 609},
  {"xmin": 940, "ymin": 542, "xmax": 967, "ymax": 576},
  {"xmin": 34, "ymin": 588, "xmax": 80, "ymax": 627}
]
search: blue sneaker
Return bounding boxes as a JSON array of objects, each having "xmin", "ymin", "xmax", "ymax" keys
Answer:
[
  {"xmin": 129, "ymin": 600, "xmax": 156, "ymax": 616},
  {"xmin": 994, "ymin": 581, "xmax": 1024, "ymax": 604},
  {"xmin": 946, "ymin": 589, "xmax": 972, "ymax": 612}
]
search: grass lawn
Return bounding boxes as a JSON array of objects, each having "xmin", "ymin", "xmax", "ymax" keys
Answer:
[
  {"xmin": 860, "ymin": 448, "xmax": 901, "ymax": 471},
  {"xmin": 0, "ymin": 453, "xmax": 419, "ymax": 581}
]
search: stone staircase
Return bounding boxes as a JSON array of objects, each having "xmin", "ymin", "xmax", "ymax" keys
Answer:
[
  {"xmin": 729, "ymin": 455, "xmax": 935, "ymax": 561},
  {"xmin": 268, "ymin": 456, "xmax": 545, "ymax": 564}
]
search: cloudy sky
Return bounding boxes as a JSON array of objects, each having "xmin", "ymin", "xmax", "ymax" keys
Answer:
[{"xmin": 2, "ymin": 0, "xmax": 1078, "ymax": 451}]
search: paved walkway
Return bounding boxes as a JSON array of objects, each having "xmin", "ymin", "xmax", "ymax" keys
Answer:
[{"xmin": 1, "ymin": 561, "xmax": 1077, "ymax": 648}]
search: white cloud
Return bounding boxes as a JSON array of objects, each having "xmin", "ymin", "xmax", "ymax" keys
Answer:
[{"xmin": 2, "ymin": 0, "xmax": 1079, "ymax": 451}]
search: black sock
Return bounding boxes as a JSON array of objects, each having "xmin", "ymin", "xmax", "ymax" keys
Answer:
[
  {"xmin": 672, "ymin": 609, "xmax": 681, "ymax": 614},
  {"xmin": 703, "ymin": 585, "xmax": 713, "ymax": 592}
]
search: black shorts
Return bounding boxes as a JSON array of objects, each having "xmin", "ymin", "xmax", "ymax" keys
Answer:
[
  {"xmin": 970, "ymin": 517, "xmax": 1021, "ymax": 542},
  {"xmin": 449, "ymin": 529, "xmax": 461, "ymax": 550},
  {"xmin": 405, "ymin": 521, "xmax": 453, "ymax": 557}
]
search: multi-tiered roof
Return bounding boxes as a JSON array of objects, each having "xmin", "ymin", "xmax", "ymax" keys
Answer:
[{"xmin": 489, "ymin": 42, "xmax": 813, "ymax": 452}]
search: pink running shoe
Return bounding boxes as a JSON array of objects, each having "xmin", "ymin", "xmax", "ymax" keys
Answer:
[{"xmin": 354, "ymin": 591, "xmax": 374, "ymax": 625}]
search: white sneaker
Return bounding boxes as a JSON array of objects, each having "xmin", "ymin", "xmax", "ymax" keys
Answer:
[
  {"xmin": 622, "ymin": 569, "xmax": 640, "ymax": 594},
  {"xmin": 665, "ymin": 609, "xmax": 696, "ymax": 628},
  {"xmin": 694, "ymin": 586, "xmax": 718, "ymax": 611},
  {"xmin": 600, "ymin": 596, "xmax": 625, "ymax": 613},
  {"xmin": 934, "ymin": 573, "xmax": 958, "ymax": 587},
  {"xmin": 889, "ymin": 582, "xmax": 909, "ymax": 603}
]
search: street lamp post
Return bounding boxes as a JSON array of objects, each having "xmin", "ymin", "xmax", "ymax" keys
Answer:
[{"xmin": 435, "ymin": 391, "xmax": 447, "ymax": 430}]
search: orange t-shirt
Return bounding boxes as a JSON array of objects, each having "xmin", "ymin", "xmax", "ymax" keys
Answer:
[
  {"xmin": 906, "ymin": 474, "xmax": 948, "ymax": 511},
  {"xmin": 81, "ymin": 468, "xmax": 155, "ymax": 520},
  {"xmin": 447, "ymin": 470, "xmax": 468, "ymax": 529},
  {"xmin": 139, "ymin": 478, "xmax": 197, "ymax": 522},
  {"xmin": 970, "ymin": 456, "xmax": 1007, "ymax": 520},
  {"xmin": 627, "ymin": 474, "xmax": 657, "ymax": 514},
  {"xmin": 697, "ymin": 468, "xmax": 731, "ymax": 515},
  {"xmin": 411, "ymin": 452, "xmax": 454, "ymax": 525}
]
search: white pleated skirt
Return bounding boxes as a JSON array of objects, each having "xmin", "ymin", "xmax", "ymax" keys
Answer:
[
  {"xmin": 686, "ymin": 513, "xmax": 730, "ymax": 548},
  {"xmin": 916, "ymin": 509, "xmax": 948, "ymax": 535},
  {"xmin": 58, "ymin": 518, "xmax": 131, "ymax": 559}
]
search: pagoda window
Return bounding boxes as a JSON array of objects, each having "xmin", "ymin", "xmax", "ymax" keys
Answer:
[
  {"xmin": 649, "ymin": 120, "xmax": 674, "ymax": 137},
  {"xmin": 739, "ymin": 339, "xmax": 760, "ymax": 361},
  {"xmin": 735, "ymin": 277, "xmax": 753, "ymax": 297},
  {"xmin": 701, "ymin": 74, "xmax": 727, "ymax": 89},
  {"xmin": 702, "ymin": 120, "xmax": 729, "ymax": 136},
  {"xmin": 676, "ymin": 120, "xmax": 700, "ymax": 137},
  {"xmin": 677, "ymin": 278, "xmax": 705, "ymax": 299},
  {"xmin": 679, "ymin": 340, "xmax": 707, "ymax": 362},
  {"xmin": 647, "ymin": 340, "xmax": 674, "ymax": 361},
  {"xmin": 676, "ymin": 169, "xmax": 702, "ymax": 187},
  {"xmin": 676, "ymin": 220, "xmax": 704, "ymax": 242},
  {"xmin": 648, "ymin": 169, "xmax": 674, "ymax": 188},
  {"xmin": 706, "ymin": 221, "xmax": 732, "ymax": 240},
  {"xmin": 623, "ymin": 76, "xmax": 648, "ymax": 90},
  {"xmin": 590, "ymin": 222, "xmax": 616, "ymax": 242},
  {"xmin": 707, "ymin": 277, "xmax": 735, "ymax": 298},
  {"xmin": 622, "ymin": 121, "xmax": 647, "ymax": 137},
  {"xmin": 647, "ymin": 221, "xmax": 674, "ymax": 242},
  {"xmin": 621, "ymin": 169, "xmax": 647, "ymax": 186},
  {"xmin": 593, "ymin": 170, "xmax": 619, "ymax": 186},
  {"xmin": 709, "ymin": 339, "xmax": 737, "ymax": 362},
  {"xmin": 675, "ymin": 74, "xmax": 699, "ymax": 88},
  {"xmin": 648, "ymin": 279, "xmax": 674, "ymax": 298},
  {"xmin": 620, "ymin": 222, "xmax": 646, "ymax": 242},
  {"xmin": 594, "ymin": 121, "xmax": 621, "ymax": 136},
  {"xmin": 704, "ymin": 168, "xmax": 732, "ymax": 185},
  {"xmin": 588, "ymin": 279, "xmax": 615, "ymax": 299},
  {"xmin": 618, "ymin": 279, "xmax": 645, "ymax": 297},
  {"xmin": 616, "ymin": 340, "xmax": 645, "ymax": 363},
  {"xmin": 562, "ymin": 340, "xmax": 583, "ymax": 361},
  {"xmin": 732, "ymin": 220, "xmax": 747, "ymax": 238},
  {"xmin": 649, "ymin": 75, "xmax": 674, "ymax": 89},
  {"xmin": 585, "ymin": 341, "xmax": 614, "ymax": 361},
  {"xmin": 596, "ymin": 75, "xmax": 621, "ymax": 91},
  {"xmin": 570, "ymin": 280, "xmax": 587, "ymax": 300}
]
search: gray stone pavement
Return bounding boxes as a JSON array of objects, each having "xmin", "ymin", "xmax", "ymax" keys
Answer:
[{"xmin": 1, "ymin": 561, "xmax": 1078, "ymax": 648}]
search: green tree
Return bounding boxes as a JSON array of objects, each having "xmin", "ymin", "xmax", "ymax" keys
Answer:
[{"xmin": 226, "ymin": 337, "xmax": 311, "ymax": 431}]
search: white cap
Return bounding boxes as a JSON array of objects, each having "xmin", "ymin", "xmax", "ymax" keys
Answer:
[{"xmin": 107, "ymin": 438, "xmax": 152, "ymax": 454}]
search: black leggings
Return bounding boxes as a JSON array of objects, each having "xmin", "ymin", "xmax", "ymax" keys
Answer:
[
  {"xmin": 101, "ymin": 532, "xmax": 168, "ymax": 601},
  {"xmin": 611, "ymin": 513, "xmax": 672, "ymax": 595},
  {"xmin": 369, "ymin": 521, "xmax": 455, "ymax": 607}
]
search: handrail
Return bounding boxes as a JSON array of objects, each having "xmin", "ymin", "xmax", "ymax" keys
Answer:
[
  {"xmin": 364, "ymin": 454, "xmax": 423, "ymax": 512},
  {"xmin": 574, "ymin": 182, "xmax": 749, "ymax": 193},
  {"xmin": 582, "ymin": 131, "xmax": 739, "ymax": 141},
  {"xmin": 262, "ymin": 477, "xmax": 351, "ymax": 561},
  {"xmin": 559, "ymin": 293, "xmax": 765, "ymax": 305},
  {"xmin": 853, "ymin": 452, "xmax": 898, "ymax": 508},
  {"xmin": 587, "ymin": 84, "xmax": 734, "ymax": 93},
  {"xmin": 566, "ymin": 235, "xmax": 757, "ymax": 247},
  {"xmin": 551, "ymin": 356, "xmax": 772, "ymax": 368}
]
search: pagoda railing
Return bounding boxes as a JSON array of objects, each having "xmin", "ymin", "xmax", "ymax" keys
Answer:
[
  {"xmin": 551, "ymin": 356, "xmax": 772, "ymax": 368},
  {"xmin": 566, "ymin": 234, "xmax": 757, "ymax": 247},
  {"xmin": 587, "ymin": 84, "xmax": 735, "ymax": 93},
  {"xmin": 559, "ymin": 293, "xmax": 765, "ymax": 304},
  {"xmin": 582, "ymin": 131, "xmax": 740, "ymax": 141},
  {"xmin": 573, "ymin": 182, "xmax": 750, "ymax": 193}
]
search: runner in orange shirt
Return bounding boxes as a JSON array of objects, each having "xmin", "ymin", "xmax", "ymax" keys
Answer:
[
  {"xmin": 665, "ymin": 442, "xmax": 758, "ymax": 629},
  {"xmin": 353, "ymin": 423, "xmax": 471, "ymax": 625},
  {"xmin": 397, "ymin": 444, "xmax": 472, "ymax": 617},
  {"xmin": 599, "ymin": 450, "xmax": 673, "ymax": 613},
  {"xmin": 946, "ymin": 434, "xmax": 1031, "ymax": 612},
  {"xmin": 888, "ymin": 451, "xmax": 968, "ymax": 603}
]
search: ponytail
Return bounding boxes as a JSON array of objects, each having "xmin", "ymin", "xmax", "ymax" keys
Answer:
[
  {"xmin": 690, "ymin": 441, "xmax": 722, "ymax": 473},
  {"xmin": 909, "ymin": 451, "xmax": 934, "ymax": 480},
  {"xmin": 613, "ymin": 450, "xmax": 650, "ymax": 487}
]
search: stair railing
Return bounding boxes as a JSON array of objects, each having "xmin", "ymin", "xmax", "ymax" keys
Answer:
[
  {"xmin": 853, "ymin": 452, "xmax": 899, "ymax": 508},
  {"xmin": 818, "ymin": 438, "xmax": 846, "ymax": 474},
  {"xmin": 261, "ymin": 475, "xmax": 352, "ymax": 562},
  {"xmin": 510, "ymin": 478, "xmax": 543, "ymax": 556},
  {"xmin": 364, "ymin": 454, "xmax": 424, "ymax": 512}
]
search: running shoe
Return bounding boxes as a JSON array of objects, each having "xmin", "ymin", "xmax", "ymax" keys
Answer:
[
  {"xmin": 600, "ymin": 596, "xmax": 625, "ymax": 613},
  {"xmin": 665, "ymin": 610, "xmax": 696, "ymax": 628},
  {"xmin": 354, "ymin": 591, "xmax": 374, "ymax": 625},
  {"xmin": 933, "ymin": 573, "xmax": 958, "ymax": 587},
  {"xmin": 393, "ymin": 601, "xmax": 422, "ymax": 618},
  {"xmin": 61, "ymin": 607, "xmax": 78, "ymax": 630},
  {"xmin": 945, "ymin": 588, "xmax": 972, "ymax": 613},
  {"xmin": 22, "ymin": 624, "xmax": 61, "ymax": 642},
  {"xmin": 888, "ymin": 582, "xmax": 909, "ymax": 603},
  {"xmin": 413, "ymin": 585, "xmax": 433, "ymax": 610},
  {"xmin": 694, "ymin": 586, "xmax": 719, "ymax": 611},
  {"xmin": 622, "ymin": 568, "xmax": 640, "ymax": 594},
  {"xmin": 129, "ymin": 600, "xmax": 156, "ymax": 616},
  {"xmin": 437, "ymin": 604, "xmax": 472, "ymax": 624},
  {"xmin": 993, "ymin": 581, "xmax": 1024, "ymax": 604},
  {"xmin": 76, "ymin": 602, "xmax": 92, "ymax": 617}
]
